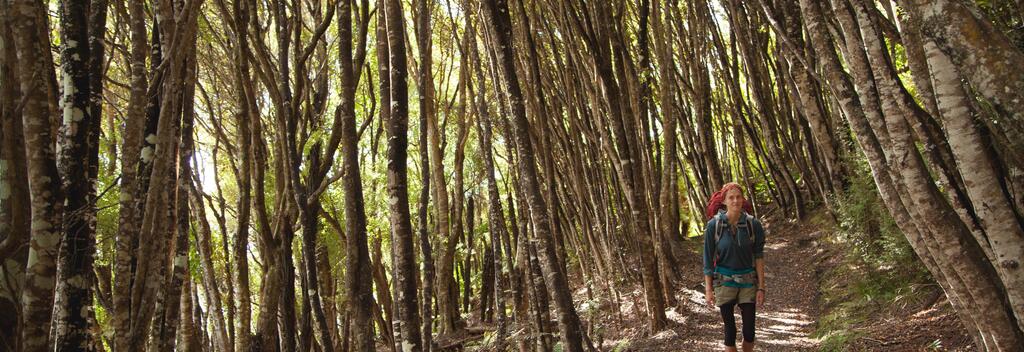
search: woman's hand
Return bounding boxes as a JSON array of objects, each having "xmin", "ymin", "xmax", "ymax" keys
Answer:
[
  {"xmin": 705, "ymin": 289, "xmax": 715, "ymax": 308},
  {"xmin": 756, "ymin": 289, "xmax": 765, "ymax": 308}
]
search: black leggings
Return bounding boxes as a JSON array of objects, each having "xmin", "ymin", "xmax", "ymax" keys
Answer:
[{"xmin": 719, "ymin": 301, "xmax": 755, "ymax": 347}]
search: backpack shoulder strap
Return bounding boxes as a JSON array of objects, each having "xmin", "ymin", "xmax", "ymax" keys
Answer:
[
  {"xmin": 713, "ymin": 216, "xmax": 725, "ymax": 268},
  {"xmin": 714, "ymin": 216, "xmax": 725, "ymax": 246},
  {"xmin": 746, "ymin": 214, "xmax": 757, "ymax": 256}
]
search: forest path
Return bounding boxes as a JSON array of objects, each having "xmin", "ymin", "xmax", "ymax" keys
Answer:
[{"xmin": 602, "ymin": 215, "xmax": 824, "ymax": 351}]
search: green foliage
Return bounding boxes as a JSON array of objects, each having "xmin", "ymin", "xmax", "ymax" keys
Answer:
[
  {"xmin": 818, "ymin": 329, "xmax": 864, "ymax": 352},
  {"xmin": 94, "ymin": 303, "xmax": 111, "ymax": 351},
  {"xmin": 95, "ymin": 161, "xmax": 121, "ymax": 267},
  {"xmin": 834, "ymin": 158, "xmax": 917, "ymax": 271},
  {"xmin": 815, "ymin": 327, "xmax": 864, "ymax": 352},
  {"xmin": 814, "ymin": 157, "xmax": 936, "ymax": 349}
]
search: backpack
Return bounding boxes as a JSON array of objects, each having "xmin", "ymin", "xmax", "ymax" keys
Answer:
[{"xmin": 704, "ymin": 189, "xmax": 754, "ymax": 221}]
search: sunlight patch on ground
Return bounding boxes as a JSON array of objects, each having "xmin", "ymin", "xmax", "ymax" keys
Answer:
[
  {"xmin": 758, "ymin": 336, "xmax": 821, "ymax": 346},
  {"xmin": 763, "ymin": 325, "xmax": 805, "ymax": 335},
  {"xmin": 665, "ymin": 307, "xmax": 689, "ymax": 324},
  {"xmin": 766, "ymin": 241, "xmax": 791, "ymax": 250},
  {"xmin": 761, "ymin": 312, "xmax": 814, "ymax": 327},
  {"xmin": 650, "ymin": 329, "xmax": 680, "ymax": 341}
]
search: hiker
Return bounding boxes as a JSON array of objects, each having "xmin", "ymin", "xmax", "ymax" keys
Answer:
[{"xmin": 703, "ymin": 182, "xmax": 766, "ymax": 352}]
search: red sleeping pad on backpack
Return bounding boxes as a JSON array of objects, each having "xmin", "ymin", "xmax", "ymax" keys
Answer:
[{"xmin": 704, "ymin": 188, "xmax": 754, "ymax": 220}]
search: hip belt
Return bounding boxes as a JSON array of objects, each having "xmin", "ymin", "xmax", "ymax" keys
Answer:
[{"xmin": 713, "ymin": 271, "xmax": 757, "ymax": 286}]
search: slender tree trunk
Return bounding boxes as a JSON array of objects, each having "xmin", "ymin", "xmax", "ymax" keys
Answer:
[
  {"xmin": 295, "ymin": 154, "xmax": 334, "ymax": 352},
  {"xmin": 85, "ymin": 0, "xmax": 107, "ymax": 345},
  {"xmin": 254, "ymin": 237, "xmax": 282, "ymax": 352},
  {"xmin": 479, "ymin": 246, "xmax": 494, "ymax": 321},
  {"xmin": 482, "ymin": 0, "xmax": 587, "ymax": 349},
  {"xmin": 839, "ymin": 0, "xmax": 983, "ymax": 256},
  {"xmin": 895, "ymin": 14, "xmax": 972, "ymax": 217},
  {"xmin": 231, "ymin": 0, "xmax": 254, "ymax": 349},
  {"xmin": 463, "ymin": 197, "xmax": 474, "ymax": 314},
  {"xmin": 653, "ymin": 0, "xmax": 680, "ymax": 307},
  {"xmin": 525, "ymin": 238, "xmax": 553, "ymax": 352},
  {"xmin": 0, "ymin": 1, "xmax": 30, "ymax": 347},
  {"xmin": 150, "ymin": 56, "xmax": 197, "ymax": 351},
  {"xmin": 590, "ymin": 0, "xmax": 668, "ymax": 330},
  {"xmin": 316, "ymin": 240, "xmax": 339, "ymax": 348},
  {"xmin": 380, "ymin": 0, "xmax": 419, "ymax": 350},
  {"xmin": 190, "ymin": 175, "xmax": 232, "ymax": 352},
  {"xmin": 382, "ymin": 39, "xmax": 424, "ymax": 345},
  {"xmin": 467, "ymin": 9, "xmax": 508, "ymax": 346},
  {"xmin": 11, "ymin": 0, "xmax": 64, "ymax": 349},
  {"xmin": 178, "ymin": 278, "xmax": 198, "ymax": 352},
  {"xmin": 52, "ymin": 0, "xmax": 97, "ymax": 347},
  {"xmin": 370, "ymin": 238, "xmax": 395, "ymax": 348},
  {"xmin": 111, "ymin": 0, "xmax": 151, "ymax": 346},
  {"xmin": 419, "ymin": 0, "xmax": 460, "ymax": 332},
  {"xmin": 406, "ymin": 0, "xmax": 435, "ymax": 347},
  {"xmin": 280, "ymin": 2, "xmax": 338, "ymax": 347},
  {"xmin": 515, "ymin": 0, "xmax": 568, "ymax": 285},
  {"xmin": 762, "ymin": 0, "xmax": 843, "ymax": 193},
  {"xmin": 250, "ymin": 59, "xmax": 281, "ymax": 349}
]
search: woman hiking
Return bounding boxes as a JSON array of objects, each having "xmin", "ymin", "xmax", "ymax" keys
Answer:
[{"xmin": 703, "ymin": 182, "xmax": 766, "ymax": 352}]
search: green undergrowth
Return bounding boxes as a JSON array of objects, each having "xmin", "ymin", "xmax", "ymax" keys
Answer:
[{"xmin": 814, "ymin": 163, "xmax": 937, "ymax": 351}]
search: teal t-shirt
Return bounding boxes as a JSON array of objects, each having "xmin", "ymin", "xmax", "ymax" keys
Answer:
[{"xmin": 702, "ymin": 211, "xmax": 765, "ymax": 287}]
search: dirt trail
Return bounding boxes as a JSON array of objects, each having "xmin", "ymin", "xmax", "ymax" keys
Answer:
[{"xmin": 600, "ymin": 217, "xmax": 824, "ymax": 351}]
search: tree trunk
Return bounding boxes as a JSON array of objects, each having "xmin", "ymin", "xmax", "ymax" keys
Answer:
[
  {"xmin": 902, "ymin": 0, "xmax": 1024, "ymax": 126},
  {"xmin": 111, "ymin": 0, "xmax": 151, "ymax": 346},
  {"xmin": 922, "ymin": 30, "xmax": 1024, "ymax": 333},
  {"xmin": 799, "ymin": 0, "xmax": 1024, "ymax": 346},
  {"xmin": 317, "ymin": 240, "xmax": 339, "ymax": 349},
  {"xmin": 419, "ymin": 0, "xmax": 459, "ymax": 331},
  {"xmin": 190, "ymin": 175, "xmax": 232, "ymax": 352},
  {"xmin": 479, "ymin": 246, "xmax": 494, "ymax": 322},
  {"xmin": 385, "ymin": 0, "xmax": 434, "ymax": 345},
  {"xmin": 127, "ymin": 2, "xmax": 202, "ymax": 348},
  {"xmin": 762, "ymin": 0, "xmax": 843, "ymax": 193},
  {"xmin": 50, "ymin": 0, "xmax": 94, "ymax": 348},
  {"xmin": 296, "ymin": 153, "xmax": 334, "ymax": 352},
  {"xmin": 889, "ymin": 14, "xmax": 968, "ymax": 214},
  {"xmin": 11, "ymin": 0, "xmax": 64, "ymax": 349},
  {"xmin": 482, "ymin": 0, "xmax": 588, "ymax": 349},
  {"xmin": 279, "ymin": 224, "xmax": 298, "ymax": 352},
  {"xmin": 381, "ymin": 0, "xmax": 419, "ymax": 350},
  {"xmin": 652, "ymin": 0, "xmax": 680, "ymax": 307},
  {"xmin": 880, "ymin": 70, "xmax": 1023, "ymax": 350},
  {"xmin": 371, "ymin": 239, "xmax": 395, "ymax": 348},
  {"xmin": 467, "ymin": 9, "xmax": 509, "ymax": 345},
  {"xmin": 178, "ymin": 278, "xmax": 198, "ymax": 352},
  {"xmin": 250, "ymin": 69, "xmax": 280, "ymax": 351},
  {"xmin": 462, "ymin": 196, "xmax": 474, "ymax": 314},
  {"xmin": 0, "ymin": 1, "xmax": 30, "ymax": 346},
  {"xmin": 231, "ymin": 0, "xmax": 255, "ymax": 349},
  {"xmin": 150, "ymin": 56, "xmax": 197, "ymax": 351}
]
